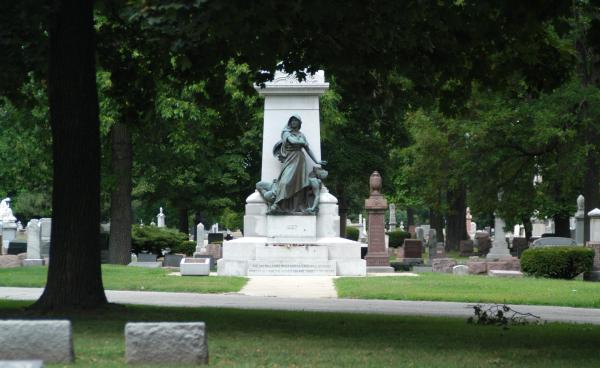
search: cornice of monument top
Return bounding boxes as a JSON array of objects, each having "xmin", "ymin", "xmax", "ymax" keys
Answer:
[{"xmin": 254, "ymin": 70, "xmax": 330, "ymax": 96}]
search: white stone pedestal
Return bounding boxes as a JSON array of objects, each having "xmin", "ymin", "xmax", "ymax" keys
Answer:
[{"xmin": 218, "ymin": 190, "xmax": 365, "ymax": 276}]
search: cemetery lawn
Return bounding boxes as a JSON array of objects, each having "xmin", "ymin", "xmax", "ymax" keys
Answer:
[
  {"xmin": 1, "ymin": 300, "xmax": 600, "ymax": 368},
  {"xmin": 0, "ymin": 265, "xmax": 246, "ymax": 293},
  {"xmin": 336, "ymin": 273, "xmax": 600, "ymax": 308}
]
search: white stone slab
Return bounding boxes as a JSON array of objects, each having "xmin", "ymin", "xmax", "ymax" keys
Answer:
[
  {"xmin": 488, "ymin": 270, "xmax": 523, "ymax": 277},
  {"xmin": 125, "ymin": 322, "xmax": 208, "ymax": 364},
  {"xmin": 0, "ymin": 320, "xmax": 73, "ymax": 363},
  {"xmin": 255, "ymin": 244, "xmax": 328, "ymax": 260},
  {"xmin": 180, "ymin": 258, "xmax": 210, "ymax": 276},
  {"xmin": 452, "ymin": 265, "xmax": 469, "ymax": 276},
  {"xmin": 266, "ymin": 215, "xmax": 316, "ymax": 240},
  {"xmin": 247, "ymin": 260, "xmax": 336, "ymax": 276},
  {"xmin": 127, "ymin": 261, "xmax": 162, "ymax": 268},
  {"xmin": 315, "ymin": 237, "xmax": 362, "ymax": 259},
  {"xmin": 217, "ymin": 259, "xmax": 248, "ymax": 276},
  {"xmin": 336, "ymin": 259, "xmax": 367, "ymax": 276},
  {"xmin": 22, "ymin": 259, "xmax": 44, "ymax": 267},
  {"xmin": 0, "ymin": 361, "xmax": 43, "ymax": 368},
  {"xmin": 222, "ymin": 237, "xmax": 262, "ymax": 260}
]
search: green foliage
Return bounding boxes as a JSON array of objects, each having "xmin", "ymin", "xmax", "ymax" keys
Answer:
[
  {"xmin": 171, "ymin": 240, "xmax": 195, "ymax": 256},
  {"xmin": 345, "ymin": 227, "xmax": 359, "ymax": 241},
  {"xmin": 521, "ymin": 247, "xmax": 594, "ymax": 279},
  {"xmin": 219, "ymin": 208, "xmax": 242, "ymax": 231},
  {"xmin": 131, "ymin": 225, "xmax": 187, "ymax": 255},
  {"xmin": 388, "ymin": 230, "xmax": 411, "ymax": 248}
]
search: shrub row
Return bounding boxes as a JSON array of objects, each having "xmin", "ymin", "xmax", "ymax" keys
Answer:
[
  {"xmin": 388, "ymin": 230, "xmax": 411, "ymax": 248},
  {"xmin": 131, "ymin": 225, "xmax": 188, "ymax": 255},
  {"xmin": 521, "ymin": 246, "xmax": 594, "ymax": 279},
  {"xmin": 345, "ymin": 227, "xmax": 359, "ymax": 241}
]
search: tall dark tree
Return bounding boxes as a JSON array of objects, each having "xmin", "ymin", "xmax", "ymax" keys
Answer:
[{"xmin": 33, "ymin": 0, "xmax": 107, "ymax": 309}]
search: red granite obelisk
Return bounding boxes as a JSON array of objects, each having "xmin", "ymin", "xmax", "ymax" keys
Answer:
[{"xmin": 365, "ymin": 171, "xmax": 393, "ymax": 272}]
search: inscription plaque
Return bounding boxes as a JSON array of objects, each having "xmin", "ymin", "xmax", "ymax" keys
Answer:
[{"xmin": 248, "ymin": 260, "xmax": 336, "ymax": 276}]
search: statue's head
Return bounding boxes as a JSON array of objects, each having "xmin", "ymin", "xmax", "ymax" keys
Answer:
[{"xmin": 287, "ymin": 115, "xmax": 302, "ymax": 130}]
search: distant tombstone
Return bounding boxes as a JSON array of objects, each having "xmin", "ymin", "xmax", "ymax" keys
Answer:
[
  {"xmin": 427, "ymin": 229, "xmax": 437, "ymax": 263},
  {"xmin": 194, "ymin": 223, "xmax": 206, "ymax": 255},
  {"xmin": 415, "ymin": 227, "xmax": 425, "ymax": 243},
  {"xmin": 137, "ymin": 253, "xmax": 158, "ymax": 262},
  {"xmin": 531, "ymin": 219, "xmax": 545, "ymax": 237},
  {"xmin": 164, "ymin": 254, "xmax": 184, "ymax": 267},
  {"xmin": 475, "ymin": 232, "xmax": 491, "ymax": 256},
  {"xmin": 388, "ymin": 204, "xmax": 397, "ymax": 231},
  {"xmin": 435, "ymin": 242, "xmax": 446, "ymax": 258},
  {"xmin": 432, "ymin": 258, "xmax": 456, "ymax": 273},
  {"xmin": 157, "ymin": 207, "xmax": 166, "ymax": 228},
  {"xmin": 408, "ymin": 225, "xmax": 416, "ymax": 235},
  {"xmin": 510, "ymin": 237, "xmax": 529, "ymax": 257},
  {"xmin": 25, "ymin": 219, "xmax": 41, "ymax": 260},
  {"xmin": 459, "ymin": 239, "xmax": 474, "ymax": 256},
  {"xmin": 39, "ymin": 218, "xmax": 51, "ymax": 258},
  {"xmin": 452, "ymin": 265, "xmax": 469, "ymax": 276},
  {"xmin": 207, "ymin": 233, "xmax": 223, "ymax": 244},
  {"xmin": 531, "ymin": 237, "xmax": 577, "ymax": 248},
  {"xmin": 403, "ymin": 239, "xmax": 423, "ymax": 259},
  {"xmin": 487, "ymin": 209, "xmax": 511, "ymax": 260},
  {"xmin": 7, "ymin": 240, "xmax": 26, "ymax": 255},
  {"xmin": 465, "ymin": 207, "xmax": 473, "ymax": 238},
  {"xmin": 575, "ymin": 195, "xmax": 585, "ymax": 245}
]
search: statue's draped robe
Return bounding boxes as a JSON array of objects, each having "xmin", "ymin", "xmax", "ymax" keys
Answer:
[{"xmin": 273, "ymin": 130, "xmax": 311, "ymax": 212}]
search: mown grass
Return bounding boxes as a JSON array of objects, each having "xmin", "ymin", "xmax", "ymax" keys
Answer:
[
  {"xmin": 336, "ymin": 272, "xmax": 600, "ymax": 308},
  {"xmin": 0, "ymin": 265, "xmax": 247, "ymax": 293},
  {"xmin": 1, "ymin": 300, "xmax": 599, "ymax": 367}
]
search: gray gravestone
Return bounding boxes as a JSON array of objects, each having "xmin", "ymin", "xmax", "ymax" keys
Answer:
[
  {"xmin": 531, "ymin": 237, "xmax": 577, "ymax": 247},
  {"xmin": 39, "ymin": 218, "xmax": 51, "ymax": 258},
  {"xmin": 0, "ymin": 320, "xmax": 73, "ymax": 363},
  {"xmin": 137, "ymin": 253, "xmax": 158, "ymax": 262},
  {"xmin": 0, "ymin": 361, "xmax": 44, "ymax": 368},
  {"xmin": 125, "ymin": 322, "xmax": 208, "ymax": 364},
  {"xmin": 452, "ymin": 264, "xmax": 469, "ymax": 276}
]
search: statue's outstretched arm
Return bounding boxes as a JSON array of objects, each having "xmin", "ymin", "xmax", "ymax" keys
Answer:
[{"xmin": 305, "ymin": 146, "xmax": 326, "ymax": 166}]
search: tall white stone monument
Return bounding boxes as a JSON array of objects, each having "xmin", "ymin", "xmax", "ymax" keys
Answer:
[
  {"xmin": 194, "ymin": 222, "xmax": 206, "ymax": 256},
  {"xmin": 24, "ymin": 219, "xmax": 44, "ymax": 266},
  {"xmin": 575, "ymin": 194, "xmax": 585, "ymax": 245},
  {"xmin": 487, "ymin": 213, "xmax": 511, "ymax": 259},
  {"xmin": 217, "ymin": 70, "xmax": 366, "ymax": 276},
  {"xmin": 0, "ymin": 198, "xmax": 17, "ymax": 253},
  {"xmin": 157, "ymin": 207, "xmax": 165, "ymax": 228}
]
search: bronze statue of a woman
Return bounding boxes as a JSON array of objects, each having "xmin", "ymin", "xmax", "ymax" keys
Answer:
[{"xmin": 256, "ymin": 115, "xmax": 327, "ymax": 214}]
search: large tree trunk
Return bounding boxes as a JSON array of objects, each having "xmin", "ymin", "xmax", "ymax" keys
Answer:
[
  {"xmin": 34, "ymin": 0, "xmax": 107, "ymax": 310},
  {"xmin": 445, "ymin": 186, "xmax": 468, "ymax": 251},
  {"xmin": 522, "ymin": 216, "xmax": 532, "ymax": 241},
  {"xmin": 108, "ymin": 121, "xmax": 133, "ymax": 264}
]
